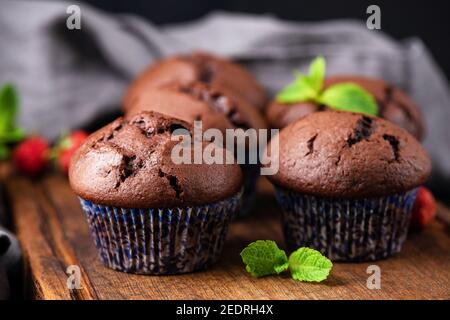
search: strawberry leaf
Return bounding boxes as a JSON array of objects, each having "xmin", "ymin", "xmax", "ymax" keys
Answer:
[
  {"xmin": 0, "ymin": 84, "xmax": 19, "ymax": 133},
  {"xmin": 0, "ymin": 144, "xmax": 9, "ymax": 160}
]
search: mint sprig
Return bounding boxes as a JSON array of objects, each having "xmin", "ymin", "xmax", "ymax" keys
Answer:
[
  {"xmin": 240, "ymin": 240, "xmax": 289, "ymax": 277},
  {"xmin": 318, "ymin": 83, "xmax": 378, "ymax": 115},
  {"xmin": 276, "ymin": 56, "xmax": 378, "ymax": 116},
  {"xmin": 306, "ymin": 55, "xmax": 325, "ymax": 92},
  {"xmin": 275, "ymin": 74, "xmax": 317, "ymax": 103},
  {"xmin": 289, "ymin": 247, "xmax": 333, "ymax": 282},
  {"xmin": 0, "ymin": 84, "xmax": 25, "ymax": 160},
  {"xmin": 241, "ymin": 240, "xmax": 333, "ymax": 282}
]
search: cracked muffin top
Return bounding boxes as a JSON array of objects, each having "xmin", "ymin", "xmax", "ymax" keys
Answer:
[
  {"xmin": 265, "ymin": 111, "xmax": 431, "ymax": 198},
  {"xmin": 126, "ymin": 81, "xmax": 267, "ymax": 132},
  {"xmin": 266, "ymin": 76, "xmax": 425, "ymax": 140},
  {"xmin": 69, "ymin": 111, "xmax": 242, "ymax": 208},
  {"xmin": 123, "ymin": 52, "xmax": 267, "ymax": 111}
]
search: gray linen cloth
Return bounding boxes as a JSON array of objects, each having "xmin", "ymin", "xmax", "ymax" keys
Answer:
[{"xmin": 0, "ymin": 0, "xmax": 449, "ymax": 296}]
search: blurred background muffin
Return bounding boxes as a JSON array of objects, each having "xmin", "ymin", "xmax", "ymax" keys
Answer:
[
  {"xmin": 266, "ymin": 76, "xmax": 425, "ymax": 140},
  {"xmin": 123, "ymin": 52, "xmax": 268, "ymax": 112}
]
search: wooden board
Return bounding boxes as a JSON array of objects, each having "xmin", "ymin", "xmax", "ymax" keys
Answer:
[{"xmin": 2, "ymin": 169, "xmax": 450, "ymax": 300}]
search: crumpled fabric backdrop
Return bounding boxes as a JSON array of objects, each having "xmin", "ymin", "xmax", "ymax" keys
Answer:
[{"xmin": 0, "ymin": 0, "xmax": 450, "ymax": 287}]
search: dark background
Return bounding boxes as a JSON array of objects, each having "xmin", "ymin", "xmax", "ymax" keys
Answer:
[{"xmin": 85, "ymin": 0, "xmax": 450, "ymax": 81}]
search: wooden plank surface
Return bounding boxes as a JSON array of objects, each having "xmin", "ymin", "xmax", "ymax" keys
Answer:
[{"xmin": 3, "ymin": 170, "xmax": 450, "ymax": 300}]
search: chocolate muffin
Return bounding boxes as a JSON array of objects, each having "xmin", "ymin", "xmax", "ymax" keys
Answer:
[
  {"xmin": 266, "ymin": 76, "xmax": 425, "ymax": 140},
  {"xmin": 126, "ymin": 81, "xmax": 267, "ymax": 132},
  {"xmin": 265, "ymin": 111, "xmax": 431, "ymax": 261},
  {"xmin": 123, "ymin": 52, "xmax": 267, "ymax": 111},
  {"xmin": 126, "ymin": 81, "xmax": 267, "ymax": 216},
  {"xmin": 69, "ymin": 111, "xmax": 243, "ymax": 274}
]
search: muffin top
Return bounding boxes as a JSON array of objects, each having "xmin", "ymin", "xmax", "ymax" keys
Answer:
[
  {"xmin": 266, "ymin": 75, "xmax": 425, "ymax": 140},
  {"xmin": 69, "ymin": 111, "xmax": 242, "ymax": 208},
  {"xmin": 265, "ymin": 111, "xmax": 431, "ymax": 198},
  {"xmin": 123, "ymin": 52, "xmax": 267, "ymax": 111},
  {"xmin": 126, "ymin": 81, "xmax": 267, "ymax": 132}
]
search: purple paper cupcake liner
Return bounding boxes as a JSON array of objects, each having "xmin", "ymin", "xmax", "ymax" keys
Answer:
[
  {"xmin": 274, "ymin": 187, "xmax": 418, "ymax": 261},
  {"xmin": 79, "ymin": 191, "xmax": 241, "ymax": 275}
]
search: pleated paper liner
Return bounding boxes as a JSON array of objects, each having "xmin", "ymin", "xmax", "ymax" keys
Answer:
[
  {"xmin": 79, "ymin": 190, "xmax": 242, "ymax": 274},
  {"xmin": 274, "ymin": 187, "xmax": 418, "ymax": 261}
]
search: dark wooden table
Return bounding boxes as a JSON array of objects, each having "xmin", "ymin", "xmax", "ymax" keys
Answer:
[{"xmin": 2, "ymin": 166, "xmax": 450, "ymax": 300}]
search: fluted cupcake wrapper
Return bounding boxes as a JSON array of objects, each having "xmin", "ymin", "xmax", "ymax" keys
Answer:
[
  {"xmin": 79, "ymin": 191, "xmax": 241, "ymax": 275},
  {"xmin": 274, "ymin": 187, "xmax": 418, "ymax": 261}
]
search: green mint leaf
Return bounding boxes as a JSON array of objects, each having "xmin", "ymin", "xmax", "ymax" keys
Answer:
[
  {"xmin": 276, "ymin": 56, "xmax": 326, "ymax": 104},
  {"xmin": 308, "ymin": 56, "xmax": 325, "ymax": 92},
  {"xmin": 0, "ymin": 84, "xmax": 19, "ymax": 133},
  {"xmin": 240, "ymin": 240, "xmax": 289, "ymax": 277},
  {"xmin": 276, "ymin": 74, "xmax": 317, "ymax": 103},
  {"xmin": 289, "ymin": 247, "xmax": 333, "ymax": 282},
  {"xmin": 318, "ymin": 82, "xmax": 378, "ymax": 115}
]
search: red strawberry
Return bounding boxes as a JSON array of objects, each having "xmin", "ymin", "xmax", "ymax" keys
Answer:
[
  {"xmin": 13, "ymin": 136, "xmax": 49, "ymax": 176},
  {"xmin": 410, "ymin": 186, "xmax": 437, "ymax": 230},
  {"xmin": 56, "ymin": 130, "xmax": 88, "ymax": 175}
]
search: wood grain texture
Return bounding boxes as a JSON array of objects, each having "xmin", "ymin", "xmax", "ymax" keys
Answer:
[{"xmin": 3, "ymin": 171, "xmax": 450, "ymax": 300}]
